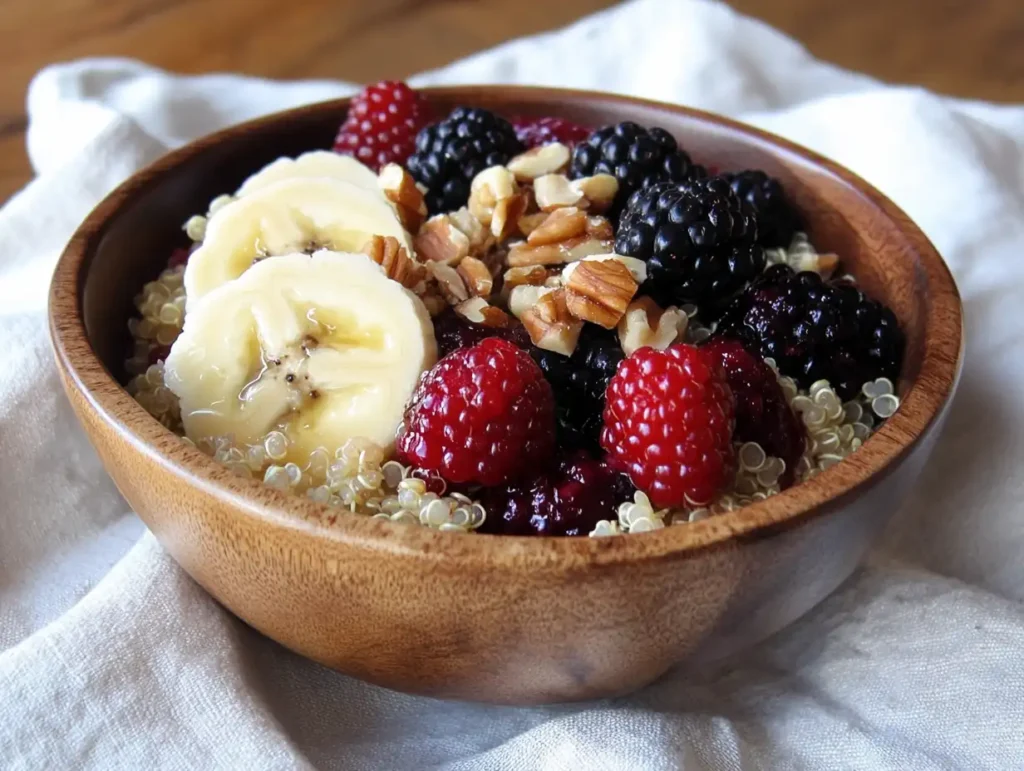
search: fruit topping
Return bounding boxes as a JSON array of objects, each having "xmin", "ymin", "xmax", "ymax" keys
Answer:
[
  {"xmin": 333, "ymin": 80, "xmax": 433, "ymax": 171},
  {"xmin": 534, "ymin": 324, "xmax": 625, "ymax": 452},
  {"xmin": 701, "ymin": 336, "xmax": 805, "ymax": 487},
  {"xmin": 237, "ymin": 150, "xmax": 381, "ymax": 197},
  {"xmin": 601, "ymin": 344, "xmax": 735, "ymax": 508},
  {"xmin": 569, "ymin": 122, "xmax": 706, "ymax": 218},
  {"xmin": 479, "ymin": 453, "xmax": 635, "ymax": 536},
  {"xmin": 512, "ymin": 116, "xmax": 590, "ymax": 149},
  {"xmin": 165, "ymin": 251, "xmax": 436, "ymax": 464},
  {"xmin": 396, "ymin": 338, "xmax": 555, "ymax": 486},
  {"xmin": 716, "ymin": 265, "xmax": 904, "ymax": 399},
  {"xmin": 615, "ymin": 176, "xmax": 766, "ymax": 311},
  {"xmin": 724, "ymin": 170, "xmax": 801, "ymax": 249},
  {"xmin": 432, "ymin": 306, "xmax": 531, "ymax": 357},
  {"xmin": 183, "ymin": 177, "xmax": 411, "ymax": 308},
  {"xmin": 406, "ymin": 107, "xmax": 524, "ymax": 215}
]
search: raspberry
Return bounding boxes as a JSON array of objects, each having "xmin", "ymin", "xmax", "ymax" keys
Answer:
[
  {"xmin": 333, "ymin": 81, "xmax": 433, "ymax": 171},
  {"xmin": 479, "ymin": 453, "xmax": 635, "ymax": 536},
  {"xmin": 601, "ymin": 344, "xmax": 735, "ymax": 508},
  {"xmin": 512, "ymin": 116, "xmax": 590, "ymax": 148},
  {"xmin": 431, "ymin": 308, "xmax": 531, "ymax": 358},
  {"xmin": 396, "ymin": 338, "xmax": 555, "ymax": 486},
  {"xmin": 701, "ymin": 337, "xmax": 804, "ymax": 487}
]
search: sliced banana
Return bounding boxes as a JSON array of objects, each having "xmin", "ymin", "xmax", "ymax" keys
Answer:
[
  {"xmin": 236, "ymin": 150, "xmax": 381, "ymax": 198},
  {"xmin": 184, "ymin": 177, "xmax": 412, "ymax": 309},
  {"xmin": 165, "ymin": 250, "xmax": 436, "ymax": 465}
]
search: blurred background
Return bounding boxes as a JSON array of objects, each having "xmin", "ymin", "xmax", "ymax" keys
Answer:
[{"xmin": 1, "ymin": 0, "xmax": 1021, "ymax": 202}]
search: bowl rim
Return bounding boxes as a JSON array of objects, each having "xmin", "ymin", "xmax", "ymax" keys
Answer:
[{"xmin": 48, "ymin": 84, "xmax": 963, "ymax": 570}]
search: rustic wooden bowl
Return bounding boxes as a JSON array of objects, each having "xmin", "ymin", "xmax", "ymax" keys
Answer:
[{"xmin": 49, "ymin": 86, "xmax": 962, "ymax": 705}]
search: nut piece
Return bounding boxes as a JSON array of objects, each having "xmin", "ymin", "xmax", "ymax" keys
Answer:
[
  {"xmin": 564, "ymin": 259, "xmax": 638, "ymax": 329},
  {"xmin": 521, "ymin": 289, "xmax": 583, "ymax": 356},
  {"xmin": 533, "ymin": 174, "xmax": 585, "ymax": 211},
  {"xmin": 362, "ymin": 235, "xmax": 425, "ymax": 289},
  {"xmin": 379, "ymin": 163, "xmax": 427, "ymax": 233},
  {"xmin": 457, "ymin": 256, "xmax": 494, "ymax": 298},
  {"xmin": 585, "ymin": 215, "xmax": 615, "ymax": 241},
  {"xmin": 414, "ymin": 214, "xmax": 470, "ymax": 266},
  {"xmin": 449, "ymin": 206, "xmax": 493, "ymax": 255},
  {"xmin": 426, "ymin": 261, "xmax": 469, "ymax": 304},
  {"xmin": 491, "ymin": 192, "xmax": 529, "ymax": 241},
  {"xmin": 562, "ymin": 253, "xmax": 648, "ymax": 284},
  {"xmin": 455, "ymin": 297, "xmax": 511, "ymax": 328},
  {"xmin": 569, "ymin": 174, "xmax": 619, "ymax": 213},
  {"xmin": 508, "ymin": 284, "xmax": 554, "ymax": 319},
  {"xmin": 617, "ymin": 297, "xmax": 688, "ymax": 355},
  {"xmin": 469, "ymin": 165, "xmax": 518, "ymax": 226},
  {"xmin": 507, "ymin": 142, "xmax": 571, "ymax": 181},
  {"xmin": 517, "ymin": 212, "xmax": 549, "ymax": 236},
  {"xmin": 507, "ymin": 236, "xmax": 615, "ymax": 267},
  {"xmin": 527, "ymin": 207, "xmax": 588, "ymax": 246},
  {"xmin": 418, "ymin": 288, "xmax": 448, "ymax": 317}
]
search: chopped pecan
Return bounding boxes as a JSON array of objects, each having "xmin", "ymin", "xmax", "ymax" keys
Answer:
[
  {"xmin": 506, "ymin": 236, "xmax": 615, "ymax": 267},
  {"xmin": 468, "ymin": 165, "xmax": 518, "ymax": 226},
  {"xmin": 507, "ymin": 142, "xmax": 570, "ymax": 181},
  {"xmin": 414, "ymin": 214, "xmax": 470, "ymax": 266},
  {"xmin": 585, "ymin": 215, "xmax": 614, "ymax": 241},
  {"xmin": 569, "ymin": 174, "xmax": 618, "ymax": 213},
  {"xmin": 517, "ymin": 212, "xmax": 549, "ymax": 236},
  {"xmin": 456, "ymin": 256, "xmax": 493, "ymax": 298},
  {"xmin": 508, "ymin": 284, "xmax": 554, "ymax": 319},
  {"xmin": 521, "ymin": 289, "xmax": 583, "ymax": 356},
  {"xmin": 617, "ymin": 297, "xmax": 688, "ymax": 355},
  {"xmin": 563, "ymin": 258, "xmax": 638, "ymax": 329},
  {"xmin": 533, "ymin": 174, "xmax": 585, "ymax": 211},
  {"xmin": 378, "ymin": 163, "xmax": 427, "ymax": 233},
  {"xmin": 491, "ymin": 192, "xmax": 529, "ymax": 241},
  {"xmin": 362, "ymin": 235, "xmax": 425, "ymax": 289},
  {"xmin": 449, "ymin": 206, "xmax": 492, "ymax": 255},
  {"xmin": 527, "ymin": 207, "xmax": 588, "ymax": 246},
  {"xmin": 426, "ymin": 261, "xmax": 470, "ymax": 304},
  {"xmin": 562, "ymin": 254, "xmax": 648, "ymax": 284},
  {"xmin": 455, "ymin": 297, "xmax": 511, "ymax": 328}
]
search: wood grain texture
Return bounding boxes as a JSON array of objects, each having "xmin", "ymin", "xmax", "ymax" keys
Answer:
[
  {"xmin": 1, "ymin": 0, "xmax": 1022, "ymax": 203},
  {"xmin": 49, "ymin": 87, "xmax": 963, "ymax": 703}
]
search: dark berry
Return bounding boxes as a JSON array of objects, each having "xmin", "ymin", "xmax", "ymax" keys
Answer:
[
  {"xmin": 406, "ymin": 107, "xmax": 523, "ymax": 214},
  {"xmin": 532, "ymin": 325, "xmax": 625, "ymax": 453},
  {"xmin": 725, "ymin": 170, "xmax": 801, "ymax": 248},
  {"xmin": 396, "ymin": 338, "xmax": 555, "ymax": 486},
  {"xmin": 615, "ymin": 176, "xmax": 766, "ymax": 311},
  {"xmin": 332, "ymin": 81, "xmax": 433, "ymax": 170},
  {"xmin": 716, "ymin": 265, "xmax": 904, "ymax": 399},
  {"xmin": 479, "ymin": 453, "xmax": 635, "ymax": 536},
  {"xmin": 431, "ymin": 308, "xmax": 530, "ymax": 358},
  {"xmin": 601, "ymin": 344, "xmax": 736, "ymax": 508},
  {"xmin": 569, "ymin": 122, "xmax": 706, "ymax": 219},
  {"xmin": 512, "ymin": 116, "xmax": 591, "ymax": 148},
  {"xmin": 701, "ymin": 337, "xmax": 804, "ymax": 487}
]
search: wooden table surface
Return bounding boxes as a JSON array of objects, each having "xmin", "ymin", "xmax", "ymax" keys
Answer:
[{"xmin": 1, "ymin": 0, "xmax": 1021, "ymax": 203}]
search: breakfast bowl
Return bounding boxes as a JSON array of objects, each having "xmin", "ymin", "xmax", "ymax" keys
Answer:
[{"xmin": 48, "ymin": 85, "xmax": 962, "ymax": 705}]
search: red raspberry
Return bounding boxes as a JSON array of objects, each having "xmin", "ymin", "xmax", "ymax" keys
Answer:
[
  {"xmin": 479, "ymin": 452, "xmax": 635, "ymax": 536},
  {"xmin": 512, "ymin": 116, "xmax": 590, "ymax": 149},
  {"xmin": 333, "ymin": 81, "xmax": 433, "ymax": 170},
  {"xmin": 700, "ymin": 337, "xmax": 805, "ymax": 487},
  {"xmin": 601, "ymin": 344, "xmax": 735, "ymax": 508},
  {"xmin": 397, "ymin": 338, "xmax": 555, "ymax": 486}
]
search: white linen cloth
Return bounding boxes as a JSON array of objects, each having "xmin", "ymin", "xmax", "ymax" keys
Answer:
[{"xmin": 3, "ymin": 0, "xmax": 1024, "ymax": 767}]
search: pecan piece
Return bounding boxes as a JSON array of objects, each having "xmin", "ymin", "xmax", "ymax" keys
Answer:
[
  {"xmin": 414, "ymin": 214, "xmax": 470, "ymax": 266},
  {"xmin": 362, "ymin": 235, "xmax": 425, "ymax": 289},
  {"xmin": 521, "ymin": 289, "xmax": 583, "ymax": 356},
  {"xmin": 379, "ymin": 163, "xmax": 427, "ymax": 233},
  {"xmin": 563, "ymin": 258, "xmax": 638, "ymax": 329}
]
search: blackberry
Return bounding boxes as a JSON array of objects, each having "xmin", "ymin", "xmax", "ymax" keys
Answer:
[
  {"xmin": 406, "ymin": 107, "xmax": 523, "ymax": 214},
  {"xmin": 432, "ymin": 308, "xmax": 530, "ymax": 357},
  {"xmin": 615, "ymin": 176, "xmax": 766, "ymax": 311},
  {"xmin": 725, "ymin": 170, "xmax": 801, "ymax": 249},
  {"xmin": 569, "ymin": 122, "xmax": 706, "ymax": 219},
  {"xmin": 478, "ymin": 453, "xmax": 635, "ymax": 536},
  {"xmin": 533, "ymin": 326, "xmax": 625, "ymax": 453},
  {"xmin": 717, "ymin": 265, "xmax": 904, "ymax": 400}
]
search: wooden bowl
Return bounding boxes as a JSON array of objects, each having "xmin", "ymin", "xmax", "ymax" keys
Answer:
[{"xmin": 48, "ymin": 86, "xmax": 962, "ymax": 705}]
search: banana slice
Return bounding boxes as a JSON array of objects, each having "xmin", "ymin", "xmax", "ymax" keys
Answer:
[
  {"xmin": 184, "ymin": 177, "xmax": 412, "ymax": 309},
  {"xmin": 165, "ymin": 250, "xmax": 436, "ymax": 465},
  {"xmin": 236, "ymin": 150, "xmax": 380, "ymax": 197}
]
